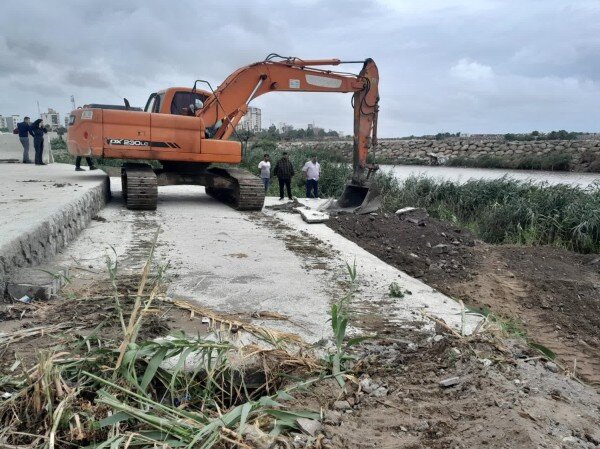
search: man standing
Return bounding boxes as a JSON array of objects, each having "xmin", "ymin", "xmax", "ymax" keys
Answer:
[
  {"xmin": 75, "ymin": 156, "xmax": 97, "ymax": 171},
  {"xmin": 302, "ymin": 155, "xmax": 321, "ymax": 198},
  {"xmin": 30, "ymin": 119, "xmax": 47, "ymax": 165},
  {"xmin": 273, "ymin": 152, "xmax": 295, "ymax": 200},
  {"xmin": 16, "ymin": 117, "xmax": 33, "ymax": 163},
  {"xmin": 257, "ymin": 153, "xmax": 271, "ymax": 193}
]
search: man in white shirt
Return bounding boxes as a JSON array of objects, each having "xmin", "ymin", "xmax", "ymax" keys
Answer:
[
  {"xmin": 302, "ymin": 155, "xmax": 321, "ymax": 198},
  {"xmin": 257, "ymin": 154, "xmax": 271, "ymax": 193}
]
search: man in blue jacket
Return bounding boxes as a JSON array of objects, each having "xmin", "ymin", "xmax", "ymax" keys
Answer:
[{"xmin": 16, "ymin": 117, "xmax": 33, "ymax": 163}]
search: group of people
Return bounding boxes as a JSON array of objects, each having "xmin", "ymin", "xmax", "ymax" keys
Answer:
[
  {"xmin": 15, "ymin": 117, "xmax": 48, "ymax": 165},
  {"xmin": 15, "ymin": 117, "xmax": 96, "ymax": 170},
  {"xmin": 258, "ymin": 152, "xmax": 321, "ymax": 200}
]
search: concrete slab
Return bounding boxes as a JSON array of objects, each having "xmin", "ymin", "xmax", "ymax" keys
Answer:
[
  {"xmin": 297, "ymin": 207, "xmax": 329, "ymax": 223},
  {"xmin": 6, "ymin": 265, "xmax": 69, "ymax": 300},
  {"xmin": 0, "ymin": 163, "xmax": 110, "ymax": 291}
]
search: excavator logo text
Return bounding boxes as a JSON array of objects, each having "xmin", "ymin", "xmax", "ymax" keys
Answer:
[
  {"xmin": 106, "ymin": 138, "xmax": 180, "ymax": 149},
  {"xmin": 107, "ymin": 138, "xmax": 149, "ymax": 147}
]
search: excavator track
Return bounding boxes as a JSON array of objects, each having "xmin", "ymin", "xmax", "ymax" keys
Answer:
[
  {"xmin": 206, "ymin": 167, "xmax": 265, "ymax": 211},
  {"xmin": 121, "ymin": 163, "xmax": 158, "ymax": 211}
]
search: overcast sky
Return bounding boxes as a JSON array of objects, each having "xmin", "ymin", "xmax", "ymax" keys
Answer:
[{"xmin": 1, "ymin": 0, "xmax": 599, "ymax": 137}]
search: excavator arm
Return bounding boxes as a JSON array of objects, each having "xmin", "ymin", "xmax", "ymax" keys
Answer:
[{"xmin": 196, "ymin": 56, "xmax": 379, "ymax": 185}]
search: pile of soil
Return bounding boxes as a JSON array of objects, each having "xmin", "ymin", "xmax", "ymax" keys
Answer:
[{"xmin": 328, "ymin": 211, "xmax": 600, "ymax": 385}]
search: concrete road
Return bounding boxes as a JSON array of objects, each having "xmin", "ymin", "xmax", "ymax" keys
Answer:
[
  {"xmin": 52, "ymin": 181, "xmax": 332, "ymax": 342},
  {"xmin": 51, "ymin": 181, "xmax": 480, "ymax": 343}
]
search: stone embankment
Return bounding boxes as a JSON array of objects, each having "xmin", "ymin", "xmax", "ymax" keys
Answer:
[{"xmin": 277, "ymin": 139, "xmax": 600, "ymax": 171}]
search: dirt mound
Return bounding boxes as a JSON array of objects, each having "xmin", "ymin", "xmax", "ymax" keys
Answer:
[{"xmin": 328, "ymin": 212, "xmax": 600, "ymax": 386}]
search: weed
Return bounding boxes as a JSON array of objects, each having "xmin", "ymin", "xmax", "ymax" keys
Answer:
[
  {"xmin": 445, "ymin": 152, "xmax": 571, "ymax": 171},
  {"xmin": 389, "ymin": 282, "xmax": 411, "ymax": 298},
  {"xmin": 529, "ymin": 342, "xmax": 557, "ymax": 360},
  {"xmin": 325, "ymin": 260, "xmax": 370, "ymax": 387}
]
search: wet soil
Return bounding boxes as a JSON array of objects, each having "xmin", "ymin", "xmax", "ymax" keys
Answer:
[{"xmin": 328, "ymin": 211, "xmax": 600, "ymax": 386}]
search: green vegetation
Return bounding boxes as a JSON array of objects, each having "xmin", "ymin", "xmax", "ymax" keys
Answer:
[
  {"xmin": 446, "ymin": 152, "xmax": 572, "ymax": 171},
  {"xmin": 239, "ymin": 141, "xmax": 352, "ymax": 198},
  {"xmin": 470, "ymin": 307, "xmax": 557, "ymax": 360},
  {"xmin": 258, "ymin": 125, "xmax": 342, "ymax": 140},
  {"xmin": 326, "ymin": 261, "xmax": 370, "ymax": 387},
  {"xmin": 376, "ymin": 174, "xmax": 600, "ymax": 253},
  {"xmin": 504, "ymin": 130, "xmax": 579, "ymax": 141},
  {"xmin": 388, "ymin": 282, "xmax": 412, "ymax": 298}
]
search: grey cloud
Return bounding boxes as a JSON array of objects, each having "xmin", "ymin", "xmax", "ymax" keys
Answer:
[
  {"xmin": 64, "ymin": 69, "xmax": 111, "ymax": 89},
  {"xmin": 1, "ymin": 0, "xmax": 600, "ymax": 135}
]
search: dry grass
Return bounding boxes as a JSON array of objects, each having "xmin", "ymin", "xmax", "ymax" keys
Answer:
[{"xmin": 0, "ymin": 238, "xmax": 324, "ymax": 448}]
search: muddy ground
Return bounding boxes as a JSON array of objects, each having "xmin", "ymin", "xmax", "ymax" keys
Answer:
[{"xmin": 328, "ymin": 210, "xmax": 600, "ymax": 387}]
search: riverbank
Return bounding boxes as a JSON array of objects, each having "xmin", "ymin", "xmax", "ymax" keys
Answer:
[{"xmin": 1, "ymin": 187, "xmax": 598, "ymax": 447}]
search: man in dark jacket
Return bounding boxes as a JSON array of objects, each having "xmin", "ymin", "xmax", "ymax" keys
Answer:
[
  {"xmin": 273, "ymin": 152, "xmax": 295, "ymax": 200},
  {"xmin": 16, "ymin": 117, "xmax": 33, "ymax": 163},
  {"xmin": 30, "ymin": 119, "xmax": 48, "ymax": 165}
]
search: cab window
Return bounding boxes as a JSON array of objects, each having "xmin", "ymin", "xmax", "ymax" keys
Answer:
[
  {"xmin": 144, "ymin": 93, "xmax": 165, "ymax": 113},
  {"xmin": 171, "ymin": 92, "xmax": 205, "ymax": 115}
]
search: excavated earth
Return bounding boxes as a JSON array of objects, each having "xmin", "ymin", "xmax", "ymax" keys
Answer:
[{"xmin": 327, "ymin": 211, "xmax": 600, "ymax": 387}]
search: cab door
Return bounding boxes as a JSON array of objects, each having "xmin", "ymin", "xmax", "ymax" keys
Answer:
[{"xmin": 150, "ymin": 91, "xmax": 204, "ymax": 154}]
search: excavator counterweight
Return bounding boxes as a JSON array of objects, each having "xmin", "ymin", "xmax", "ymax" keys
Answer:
[{"xmin": 67, "ymin": 55, "xmax": 380, "ymax": 211}]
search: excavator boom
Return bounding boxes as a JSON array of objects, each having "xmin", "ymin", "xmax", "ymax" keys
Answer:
[{"xmin": 198, "ymin": 56, "xmax": 379, "ymax": 186}]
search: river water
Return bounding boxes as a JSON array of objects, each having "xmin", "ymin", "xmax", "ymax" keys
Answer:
[{"xmin": 380, "ymin": 165, "xmax": 600, "ymax": 188}]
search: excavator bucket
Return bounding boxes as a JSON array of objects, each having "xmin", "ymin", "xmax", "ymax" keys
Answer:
[{"xmin": 337, "ymin": 182, "xmax": 382, "ymax": 214}]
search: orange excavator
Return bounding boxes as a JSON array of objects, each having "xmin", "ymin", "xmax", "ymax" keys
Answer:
[{"xmin": 67, "ymin": 54, "xmax": 379, "ymax": 211}]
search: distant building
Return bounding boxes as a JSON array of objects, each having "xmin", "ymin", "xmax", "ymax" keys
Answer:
[
  {"xmin": 278, "ymin": 122, "xmax": 294, "ymax": 133},
  {"xmin": 0, "ymin": 115, "xmax": 5, "ymax": 129},
  {"xmin": 3, "ymin": 115, "xmax": 21, "ymax": 131},
  {"xmin": 41, "ymin": 108, "xmax": 60, "ymax": 130},
  {"xmin": 237, "ymin": 107, "xmax": 262, "ymax": 133},
  {"xmin": 64, "ymin": 116, "xmax": 70, "ymax": 127}
]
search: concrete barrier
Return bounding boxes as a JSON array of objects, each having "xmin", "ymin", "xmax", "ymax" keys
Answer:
[
  {"xmin": 0, "ymin": 163, "xmax": 110, "ymax": 293},
  {"xmin": 0, "ymin": 132, "xmax": 54, "ymax": 163}
]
